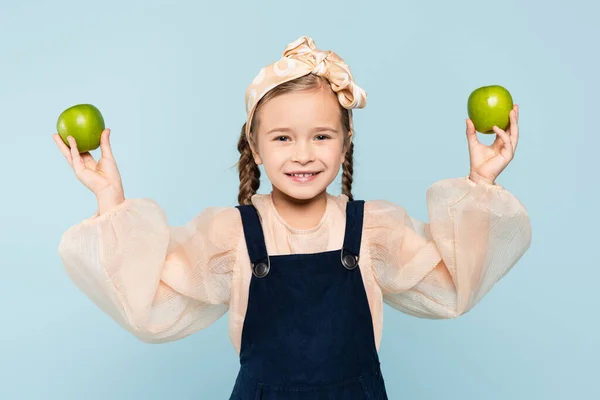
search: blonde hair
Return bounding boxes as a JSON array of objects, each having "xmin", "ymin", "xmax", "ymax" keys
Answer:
[{"xmin": 236, "ymin": 74, "xmax": 354, "ymax": 205}]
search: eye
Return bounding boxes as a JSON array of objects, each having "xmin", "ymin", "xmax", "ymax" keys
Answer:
[
  {"xmin": 274, "ymin": 136, "xmax": 290, "ymax": 142},
  {"xmin": 315, "ymin": 135, "xmax": 330, "ymax": 140}
]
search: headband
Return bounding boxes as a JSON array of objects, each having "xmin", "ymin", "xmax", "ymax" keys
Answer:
[{"xmin": 244, "ymin": 36, "xmax": 367, "ymax": 141}]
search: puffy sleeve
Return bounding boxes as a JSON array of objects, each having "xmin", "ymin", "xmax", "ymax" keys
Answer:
[
  {"xmin": 365, "ymin": 177, "xmax": 532, "ymax": 319},
  {"xmin": 57, "ymin": 198, "xmax": 242, "ymax": 343}
]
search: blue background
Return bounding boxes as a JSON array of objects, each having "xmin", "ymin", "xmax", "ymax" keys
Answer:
[{"xmin": 1, "ymin": 0, "xmax": 597, "ymax": 398}]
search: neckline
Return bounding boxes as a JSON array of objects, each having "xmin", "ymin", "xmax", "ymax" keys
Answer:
[{"xmin": 267, "ymin": 192, "xmax": 332, "ymax": 234}]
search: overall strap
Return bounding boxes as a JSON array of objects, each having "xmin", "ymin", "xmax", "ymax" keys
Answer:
[
  {"xmin": 235, "ymin": 205, "xmax": 270, "ymax": 277},
  {"xmin": 341, "ymin": 200, "xmax": 365, "ymax": 270}
]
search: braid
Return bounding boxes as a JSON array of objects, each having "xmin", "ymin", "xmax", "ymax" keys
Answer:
[
  {"xmin": 237, "ymin": 123, "xmax": 260, "ymax": 205},
  {"xmin": 342, "ymin": 140, "xmax": 354, "ymax": 201}
]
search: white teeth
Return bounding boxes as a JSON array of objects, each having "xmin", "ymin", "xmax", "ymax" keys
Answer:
[{"xmin": 291, "ymin": 173, "xmax": 314, "ymax": 177}]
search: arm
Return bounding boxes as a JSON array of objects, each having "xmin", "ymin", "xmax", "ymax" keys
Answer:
[
  {"xmin": 58, "ymin": 198, "xmax": 241, "ymax": 343},
  {"xmin": 366, "ymin": 177, "xmax": 532, "ymax": 319}
]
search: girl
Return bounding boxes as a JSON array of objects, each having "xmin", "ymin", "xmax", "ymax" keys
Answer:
[{"xmin": 53, "ymin": 36, "xmax": 532, "ymax": 399}]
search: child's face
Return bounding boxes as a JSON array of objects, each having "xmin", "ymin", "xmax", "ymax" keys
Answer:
[{"xmin": 252, "ymin": 87, "xmax": 349, "ymax": 202}]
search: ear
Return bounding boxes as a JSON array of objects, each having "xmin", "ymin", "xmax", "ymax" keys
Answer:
[{"xmin": 249, "ymin": 134, "xmax": 263, "ymax": 165}]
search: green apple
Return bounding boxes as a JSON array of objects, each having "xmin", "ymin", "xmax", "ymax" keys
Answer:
[
  {"xmin": 467, "ymin": 85, "xmax": 513, "ymax": 134},
  {"xmin": 57, "ymin": 104, "xmax": 105, "ymax": 152}
]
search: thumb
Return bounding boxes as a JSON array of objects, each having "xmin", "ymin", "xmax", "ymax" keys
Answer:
[{"xmin": 100, "ymin": 129, "xmax": 115, "ymax": 160}]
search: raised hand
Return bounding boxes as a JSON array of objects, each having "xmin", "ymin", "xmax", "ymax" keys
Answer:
[
  {"xmin": 466, "ymin": 105, "xmax": 519, "ymax": 185},
  {"xmin": 53, "ymin": 129, "xmax": 125, "ymax": 202}
]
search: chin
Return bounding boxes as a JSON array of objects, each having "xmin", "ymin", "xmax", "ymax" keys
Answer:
[
  {"xmin": 271, "ymin": 173, "xmax": 335, "ymax": 202},
  {"xmin": 275, "ymin": 186, "xmax": 325, "ymax": 202}
]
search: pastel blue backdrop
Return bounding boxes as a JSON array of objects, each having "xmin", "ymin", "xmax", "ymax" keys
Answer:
[{"xmin": 1, "ymin": 0, "xmax": 597, "ymax": 398}]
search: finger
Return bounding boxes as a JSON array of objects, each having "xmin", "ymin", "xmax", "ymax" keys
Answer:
[
  {"xmin": 515, "ymin": 104, "xmax": 519, "ymax": 122},
  {"xmin": 492, "ymin": 131, "xmax": 505, "ymax": 152},
  {"xmin": 53, "ymin": 134, "xmax": 73, "ymax": 166},
  {"xmin": 80, "ymin": 152, "xmax": 98, "ymax": 170},
  {"xmin": 465, "ymin": 118, "xmax": 479, "ymax": 148},
  {"xmin": 99, "ymin": 129, "xmax": 114, "ymax": 160},
  {"xmin": 509, "ymin": 109, "xmax": 519, "ymax": 151},
  {"xmin": 492, "ymin": 126, "xmax": 513, "ymax": 158},
  {"xmin": 68, "ymin": 136, "xmax": 85, "ymax": 175}
]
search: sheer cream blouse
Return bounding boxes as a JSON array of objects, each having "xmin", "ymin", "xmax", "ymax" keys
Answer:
[{"xmin": 58, "ymin": 176, "xmax": 532, "ymax": 353}]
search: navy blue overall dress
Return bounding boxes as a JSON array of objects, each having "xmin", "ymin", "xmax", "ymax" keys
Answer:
[{"xmin": 230, "ymin": 199, "xmax": 389, "ymax": 399}]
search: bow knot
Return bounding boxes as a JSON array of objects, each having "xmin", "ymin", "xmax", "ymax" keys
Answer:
[{"xmin": 244, "ymin": 36, "xmax": 367, "ymax": 139}]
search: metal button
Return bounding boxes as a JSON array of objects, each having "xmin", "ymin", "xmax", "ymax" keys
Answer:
[
  {"xmin": 252, "ymin": 261, "xmax": 270, "ymax": 278},
  {"xmin": 341, "ymin": 252, "xmax": 358, "ymax": 270}
]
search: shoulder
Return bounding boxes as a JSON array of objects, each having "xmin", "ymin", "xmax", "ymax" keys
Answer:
[
  {"xmin": 361, "ymin": 198, "xmax": 411, "ymax": 233},
  {"xmin": 184, "ymin": 205, "xmax": 244, "ymax": 247},
  {"xmin": 191, "ymin": 204, "xmax": 242, "ymax": 226},
  {"xmin": 325, "ymin": 193, "xmax": 410, "ymax": 229},
  {"xmin": 364, "ymin": 198, "xmax": 408, "ymax": 219},
  {"xmin": 249, "ymin": 193, "xmax": 271, "ymax": 220},
  {"xmin": 364, "ymin": 198, "xmax": 406, "ymax": 214}
]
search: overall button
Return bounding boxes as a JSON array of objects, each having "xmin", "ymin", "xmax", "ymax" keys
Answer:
[
  {"xmin": 341, "ymin": 252, "xmax": 358, "ymax": 270},
  {"xmin": 252, "ymin": 261, "xmax": 270, "ymax": 278}
]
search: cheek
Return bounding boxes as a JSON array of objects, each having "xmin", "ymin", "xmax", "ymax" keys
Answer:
[
  {"xmin": 322, "ymin": 143, "xmax": 345, "ymax": 165},
  {"xmin": 258, "ymin": 143, "xmax": 286, "ymax": 166}
]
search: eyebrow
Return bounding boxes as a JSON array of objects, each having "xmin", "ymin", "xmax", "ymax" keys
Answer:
[{"xmin": 266, "ymin": 126, "xmax": 339, "ymax": 135}]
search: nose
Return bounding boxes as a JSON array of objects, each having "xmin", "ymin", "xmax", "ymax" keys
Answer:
[{"xmin": 291, "ymin": 141, "xmax": 315, "ymax": 164}]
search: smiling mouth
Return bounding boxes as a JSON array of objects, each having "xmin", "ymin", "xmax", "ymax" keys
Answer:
[
  {"xmin": 285, "ymin": 171, "xmax": 322, "ymax": 183},
  {"xmin": 285, "ymin": 172, "xmax": 322, "ymax": 177}
]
